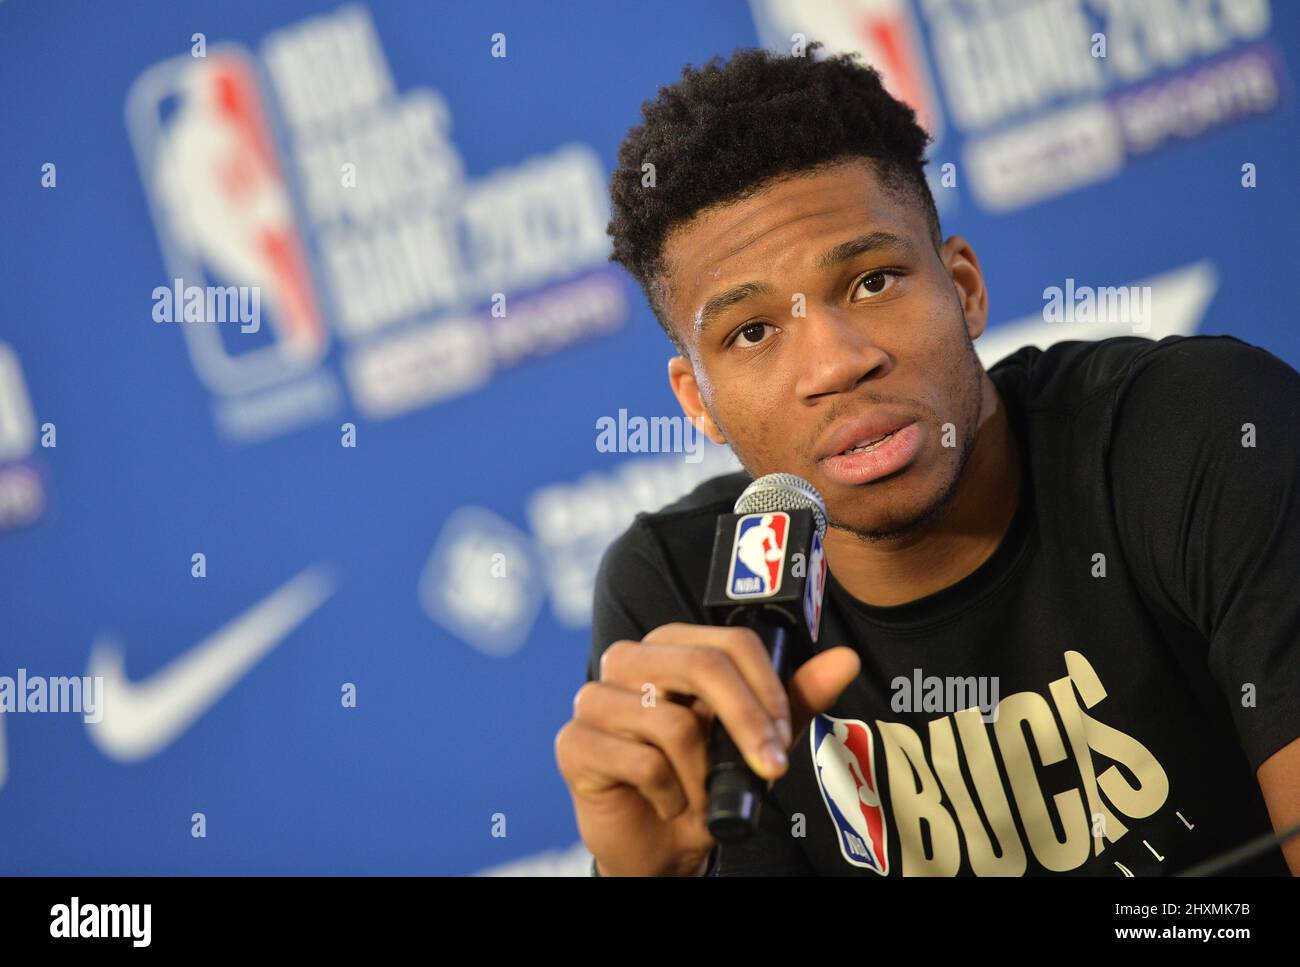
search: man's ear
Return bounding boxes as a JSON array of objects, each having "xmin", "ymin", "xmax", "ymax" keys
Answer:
[
  {"xmin": 941, "ymin": 235, "xmax": 989, "ymax": 341},
  {"xmin": 668, "ymin": 355, "xmax": 727, "ymax": 445}
]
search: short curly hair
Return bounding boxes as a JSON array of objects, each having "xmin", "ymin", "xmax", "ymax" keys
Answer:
[{"xmin": 607, "ymin": 42, "xmax": 941, "ymax": 353}]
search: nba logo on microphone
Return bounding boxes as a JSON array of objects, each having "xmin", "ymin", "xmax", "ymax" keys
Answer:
[
  {"xmin": 811, "ymin": 714, "xmax": 890, "ymax": 874},
  {"xmin": 802, "ymin": 529, "xmax": 826, "ymax": 642},
  {"xmin": 726, "ymin": 512, "xmax": 789, "ymax": 599}
]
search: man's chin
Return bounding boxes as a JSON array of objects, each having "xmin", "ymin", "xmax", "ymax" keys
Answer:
[
  {"xmin": 827, "ymin": 484, "xmax": 959, "ymax": 543},
  {"xmin": 832, "ymin": 514, "xmax": 934, "ymax": 543}
]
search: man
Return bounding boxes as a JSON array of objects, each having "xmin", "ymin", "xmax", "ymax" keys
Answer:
[{"xmin": 553, "ymin": 44, "xmax": 1300, "ymax": 876}]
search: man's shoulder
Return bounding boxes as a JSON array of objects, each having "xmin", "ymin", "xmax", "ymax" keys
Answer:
[
  {"xmin": 598, "ymin": 469, "xmax": 751, "ymax": 570},
  {"xmin": 649, "ymin": 469, "xmax": 753, "ymax": 519},
  {"xmin": 989, "ymin": 333, "xmax": 1276, "ymax": 416},
  {"xmin": 590, "ymin": 470, "xmax": 753, "ymax": 670}
]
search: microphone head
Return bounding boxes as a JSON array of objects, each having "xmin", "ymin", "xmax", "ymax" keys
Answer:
[{"xmin": 734, "ymin": 473, "xmax": 827, "ymax": 538}]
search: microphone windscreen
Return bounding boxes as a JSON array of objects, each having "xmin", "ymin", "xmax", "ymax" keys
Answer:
[{"xmin": 734, "ymin": 472, "xmax": 827, "ymax": 537}]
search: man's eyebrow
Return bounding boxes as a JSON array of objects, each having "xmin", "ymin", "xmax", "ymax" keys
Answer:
[
  {"xmin": 695, "ymin": 281, "xmax": 774, "ymax": 340},
  {"xmin": 693, "ymin": 231, "xmax": 914, "ymax": 341},
  {"xmin": 816, "ymin": 231, "xmax": 914, "ymax": 270}
]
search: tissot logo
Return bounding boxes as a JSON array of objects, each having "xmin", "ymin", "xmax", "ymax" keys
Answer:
[{"xmin": 49, "ymin": 897, "xmax": 151, "ymax": 947}]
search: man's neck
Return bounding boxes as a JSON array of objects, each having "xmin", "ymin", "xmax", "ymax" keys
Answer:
[{"xmin": 822, "ymin": 372, "xmax": 1022, "ymax": 607}]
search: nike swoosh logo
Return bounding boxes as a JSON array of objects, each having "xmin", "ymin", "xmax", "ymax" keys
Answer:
[
  {"xmin": 86, "ymin": 564, "xmax": 337, "ymax": 763},
  {"xmin": 974, "ymin": 259, "xmax": 1217, "ymax": 368}
]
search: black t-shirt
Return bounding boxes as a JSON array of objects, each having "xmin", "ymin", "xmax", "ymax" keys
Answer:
[{"xmin": 587, "ymin": 334, "xmax": 1300, "ymax": 877}]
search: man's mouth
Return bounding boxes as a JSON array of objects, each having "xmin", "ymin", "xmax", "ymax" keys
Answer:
[
  {"xmin": 819, "ymin": 421, "xmax": 923, "ymax": 486},
  {"xmin": 816, "ymin": 412, "xmax": 915, "ymax": 464},
  {"xmin": 840, "ymin": 431, "xmax": 897, "ymax": 456}
]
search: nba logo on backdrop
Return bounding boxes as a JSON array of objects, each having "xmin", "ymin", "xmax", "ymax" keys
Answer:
[
  {"xmin": 127, "ymin": 47, "xmax": 329, "ymax": 398},
  {"xmin": 811, "ymin": 714, "xmax": 890, "ymax": 874},
  {"xmin": 749, "ymin": 0, "xmax": 944, "ymax": 146},
  {"xmin": 125, "ymin": 7, "xmax": 623, "ymax": 445},
  {"xmin": 726, "ymin": 511, "xmax": 788, "ymax": 598}
]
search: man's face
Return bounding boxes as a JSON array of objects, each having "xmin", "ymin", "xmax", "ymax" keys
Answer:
[{"xmin": 661, "ymin": 159, "xmax": 989, "ymax": 541}]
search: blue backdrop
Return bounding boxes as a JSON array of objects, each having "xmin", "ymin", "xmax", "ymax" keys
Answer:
[{"xmin": 1, "ymin": 0, "xmax": 1297, "ymax": 874}]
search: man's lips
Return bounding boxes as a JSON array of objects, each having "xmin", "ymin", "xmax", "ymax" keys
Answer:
[
  {"xmin": 819, "ymin": 422, "xmax": 923, "ymax": 486},
  {"xmin": 816, "ymin": 412, "xmax": 917, "ymax": 462}
]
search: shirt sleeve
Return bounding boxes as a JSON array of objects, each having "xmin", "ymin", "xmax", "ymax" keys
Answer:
[
  {"xmin": 587, "ymin": 516, "xmax": 706, "ymax": 683},
  {"xmin": 1108, "ymin": 335, "xmax": 1300, "ymax": 772}
]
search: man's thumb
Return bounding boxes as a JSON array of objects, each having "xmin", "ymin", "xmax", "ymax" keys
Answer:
[{"xmin": 787, "ymin": 646, "xmax": 861, "ymax": 741}]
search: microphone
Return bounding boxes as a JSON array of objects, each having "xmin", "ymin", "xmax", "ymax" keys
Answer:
[
  {"xmin": 700, "ymin": 472, "xmax": 829, "ymax": 842},
  {"xmin": 1173, "ymin": 817, "xmax": 1300, "ymax": 876}
]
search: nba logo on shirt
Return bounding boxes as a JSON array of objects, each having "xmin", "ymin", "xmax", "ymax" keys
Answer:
[
  {"xmin": 811, "ymin": 714, "xmax": 890, "ymax": 874},
  {"xmin": 726, "ymin": 512, "xmax": 789, "ymax": 599}
]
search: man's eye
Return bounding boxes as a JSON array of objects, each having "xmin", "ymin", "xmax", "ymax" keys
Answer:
[
  {"xmin": 854, "ymin": 270, "xmax": 900, "ymax": 299},
  {"xmin": 731, "ymin": 322, "xmax": 773, "ymax": 348}
]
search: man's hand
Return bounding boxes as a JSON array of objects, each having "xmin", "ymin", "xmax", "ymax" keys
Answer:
[{"xmin": 555, "ymin": 622, "xmax": 860, "ymax": 876}]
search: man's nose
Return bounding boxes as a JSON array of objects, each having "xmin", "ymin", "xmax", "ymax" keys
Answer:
[{"xmin": 793, "ymin": 306, "xmax": 892, "ymax": 401}]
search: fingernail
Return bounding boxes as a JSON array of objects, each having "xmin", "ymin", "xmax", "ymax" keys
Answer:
[
  {"xmin": 776, "ymin": 718, "xmax": 792, "ymax": 748},
  {"xmin": 761, "ymin": 740, "xmax": 787, "ymax": 775}
]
